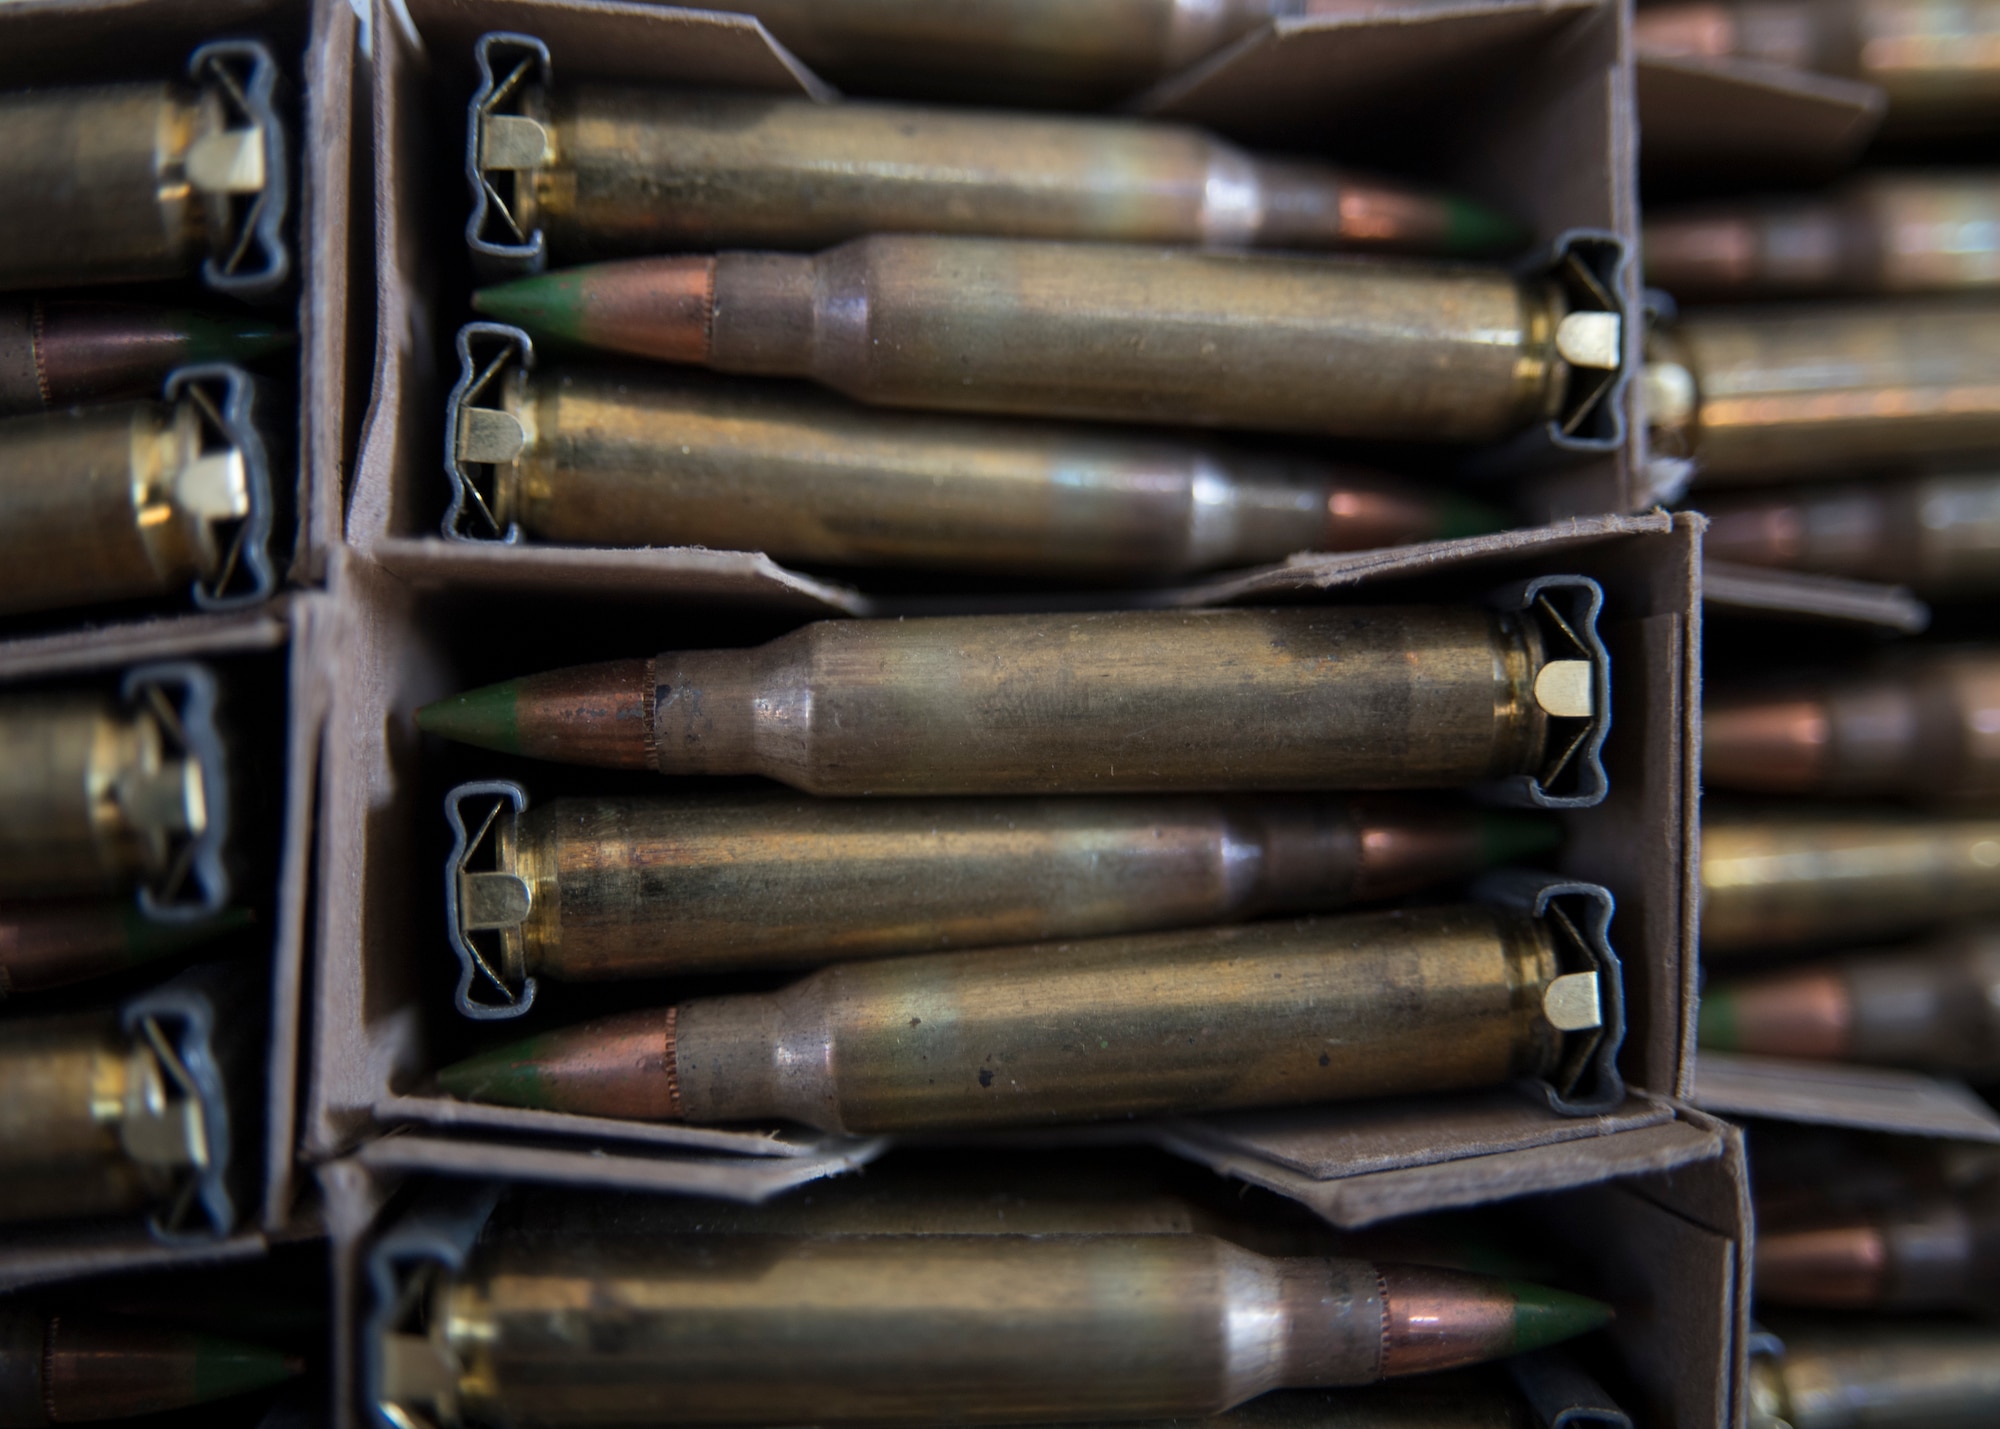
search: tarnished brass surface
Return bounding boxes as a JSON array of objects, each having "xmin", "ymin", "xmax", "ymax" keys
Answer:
[
  {"xmin": 1751, "ymin": 1321, "xmax": 2000, "ymax": 1429},
  {"xmin": 476, "ymin": 364, "xmax": 1433, "ymax": 576},
  {"xmin": 0, "ymin": 395, "xmax": 248, "ymax": 617},
  {"xmin": 1842, "ymin": 928, "xmax": 2000, "ymax": 1075},
  {"xmin": 672, "ymin": 907, "xmax": 1570, "ymax": 1132},
  {"xmin": 0, "ymin": 687, "xmax": 205, "ymax": 898},
  {"xmin": 645, "ymin": 606, "xmax": 1560, "ymax": 795},
  {"xmin": 474, "ymin": 793, "xmax": 1506, "ymax": 982},
  {"xmin": 1701, "ymin": 471, "xmax": 2000, "ymax": 594},
  {"xmin": 1700, "ymin": 812, "xmax": 2000, "ymax": 954},
  {"xmin": 1654, "ymin": 302, "xmax": 2000, "ymax": 483}
]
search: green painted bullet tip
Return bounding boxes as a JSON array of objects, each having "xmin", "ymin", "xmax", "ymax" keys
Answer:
[
  {"xmin": 178, "ymin": 310, "xmax": 296, "ymax": 366},
  {"xmin": 472, "ymin": 271, "xmax": 587, "ymax": 344},
  {"xmin": 1696, "ymin": 986, "xmax": 1738, "ymax": 1051},
  {"xmin": 1432, "ymin": 493, "xmax": 1510, "ymax": 542},
  {"xmin": 414, "ymin": 681, "xmax": 520, "ymax": 755},
  {"xmin": 1506, "ymin": 1281, "xmax": 1614, "ymax": 1354},
  {"xmin": 1479, "ymin": 812, "xmax": 1564, "ymax": 868},
  {"xmin": 120, "ymin": 903, "xmax": 257, "ymax": 964},
  {"xmin": 1447, "ymin": 198, "xmax": 1532, "ymax": 256},
  {"xmin": 188, "ymin": 1332, "xmax": 304, "ymax": 1406},
  {"xmin": 436, "ymin": 1041, "xmax": 547, "ymax": 1110}
]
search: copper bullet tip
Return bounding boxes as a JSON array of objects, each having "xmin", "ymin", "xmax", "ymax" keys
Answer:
[
  {"xmin": 1698, "ymin": 970, "xmax": 1853, "ymax": 1059},
  {"xmin": 1754, "ymin": 1221, "xmax": 1891, "ymax": 1308},
  {"xmin": 436, "ymin": 1006, "xmax": 683, "ymax": 1120},
  {"xmin": 475, "ymin": 258, "xmax": 717, "ymax": 365},
  {"xmin": 416, "ymin": 658, "xmax": 655, "ymax": 769},
  {"xmin": 1701, "ymin": 694, "xmax": 1832, "ymax": 793},
  {"xmin": 1378, "ymin": 1263, "xmax": 1611, "ymax": 1378}
]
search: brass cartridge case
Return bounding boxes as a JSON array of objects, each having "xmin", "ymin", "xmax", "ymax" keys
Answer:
[
  {"xmin": 0, "ymin": 45, "xmax": 288, "ymax": 295},
  {"xmin": 471, "ymin": 235, "xmax": 1625, "ymax": 443},
  {"xmin": 1704, "ymin": 650, "xmax": 2000, "ymax": 800},
  {"xmin": 445, "ymin": 785, "xmax": 1550, "ymax": 1014},
  {"xmin": 1700, "ymin": 812, "xmax": 2000, "ymax": 956},
  {"xmin": 1647, "ymin": 301, "xmax": 2000, "ymax": 484},
  {"xmin": 1645, "ymin": 173, "xmax": 2000, "ymax": 298},
  {"xmin": 1756, "ymin": 1183, "xmax": 2000, "ymax": 1313},
  {"xmin": 447, "ymin": 341, "xmax": 1486, "ymax": 571},
  {"xmin": 1750, "ymin": 1322, "xmax": 2000, "ymax": 1429},
  {"xmin": 1701, "ymin": 470, "xmax": 2000, "ymax": 595}
]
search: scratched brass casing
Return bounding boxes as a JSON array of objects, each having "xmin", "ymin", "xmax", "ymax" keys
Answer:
[
  {"xmin": 670, "ymin": 905, "xmax": 1592, "ymax": 1132},
  {"xmin": 1648, "ymin": 301, "xmax": 2000, "ymax": 484},
  {"xmin": 0, "ymin": 45, "xmax": 287, "ymax": 294},
  {"xmin": 1750, "ymin": 1322, "xmax": 2000, "ymax": 1429},
  {"xmin": 697, "ymin": 235, "xmax": 1622, "ymax": 443},
  {"xmin": 1700, "ymin": 811, "xmax": 2000, "ymax": 956},
  {"xmin": 448, "ymin": 348, "xmax": 1459, "ymax": 575},
  {"xmin": 0, "ymin": 1013, "xmax": 205, "ymax": 1227}
]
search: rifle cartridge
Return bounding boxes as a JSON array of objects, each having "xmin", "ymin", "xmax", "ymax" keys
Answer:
[
  {"xmin": 0, "ymin": 900, "xmax": 251, "ymax": 999},
  {"xmin": 470, "ymin": 234, "xmax": 1625, "ymax": 444},
  {"xmin": 0, "ymin": 43, "xmax": 288, "ymax": 295},
  {"xmin": 417, "ymin": 586, "xmax": 1610, "ymax": 805},
  {"xmin": 1700, "ymin": 925, "xmax": 2000, "ymax": 1076},
  {"xmin": 376, "ymin": 1232, "xmax": 1612, "ymax": 1428},
  {"xmin": 467, "ymin": 37, "xmax": 1522, "ymax": 268},
  {"xmin": 444, "ymin": 782, "xmax": 1557, "ymax": 1016},
  {"xmin": 435, "ymin": 896, "xmax": 1620, "ymax": 1131},
  {"xmin": 0, "ymin": 1310, "xmax": 301, "ymax": 1426},
  {"xmin": 0, "ymin": 663, "xmax": 230, "ymax": 914},
  {"xmin": 1754, "ymin": 1181, "xmax": 2000, "ymax": 1313},
  {"xmin": 445, "ymin": 328, "xmax": 1494, "ymax": 568},
  {"xmin": 0, "ymin": 300, "xmax": 290, "ymax": 416},
  {"xmin": 1700, "ymin": 812, "xmax": 2000, "ymax": 956},
  {"xmin": 1646, "ymin": 301, "xmax": 2000, "ymax": 484},
  {"xmin": 1635, "ymin": 0, "xmax": 2000, "ymax": 131},
  {"xmin": 1645, "ymin": 173, "xmax": 2000, "ymax": 298},
  {"xmin": 1701, "ymin": 470, "xmax": 2000, "ymax": 595},
  {"xmin": 1750, "ymin": 1322, "xmax": 2000, "ymax": 1429},
  {"xmin": 1704, "ymin": 650, "xmax": 2000, "ymax": 800},
  {"xmin": 0, "ymin": 364, "xmax": 277, "ymax": 617}
]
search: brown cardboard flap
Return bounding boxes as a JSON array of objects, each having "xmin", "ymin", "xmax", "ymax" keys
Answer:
[
  {"xmin": 1637, "ymin": 55, "xmax": 1885, "ymax": 175},
  {"xmin": 354, "ymin": 1131, "xmax": 885, "ymax": 1200},
  {"xmin": 1693, "ymin": 1051, "xmax": 2000, "ymax": 1141},
  {"xmin": 0, "ymin": 1229, "xmax": 271, "ymax": 1297},
  {"xmin": 0, "ymin": 607, "xmax": 290, "ymax": 682},
  {"xmin": 375, "ymin": 1094, "xmax": 878, "ymax": 1159},
  {"xmin": 1702, "ymin": 560, "xmax": 1932, "ymax": 633}
]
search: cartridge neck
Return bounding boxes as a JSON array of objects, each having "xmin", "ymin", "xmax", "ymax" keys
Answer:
[
  {"xmin": 710, "ymin": 251, "xmax": 817, "ymax": 377},
  {"xmin": 651, "ymin": 646, "xmax": 806, "ymax": 781}
]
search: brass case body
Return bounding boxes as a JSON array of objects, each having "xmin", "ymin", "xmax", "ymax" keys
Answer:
[
  {"xmin": 1667, "ymin": 302, "xmax": 2000, "ymax": 482},
  {"xmin": 0, "ymin": 690, "xmax": 197, "ymax": 898},
  {"xmin": 434, "ymin": 1234, "xmax": 1393, "ymax": 1425},
  {"xmin": 0, "ymin": 81, "xmax": 221, "ymax": 289},
  {"xmin": 493, "ymin": 366, "xmax": 1339, "ymax": 576},
  {"xmin": 675, "ymin": 907, "xmax": 1562, "ymax": 1132},
  {"xmin": 0, "ymin": 397, "xmax": 219, "ymax": 616},
  {"xmin": 0, "ymin": 1016, "xmax": 166, "ymax": 1225},
  {"xmin": 1701, "ymin": 471, "xmax": 2000, "ymax": 594},
  {"xmin": 712, "ymin": 238, "xmax": 1564, "ymax": 442},
  {"xmin": 1700, "ymin": 814, "xmax": 2000, "ymax": 954},
  {"xmin": 1753, "ymin": 1323, "xmax": 2000, "ymax": 1429},
  {"xmin": 651, "ymin": 606, "xmax": 1548, "ymax": 795},
  {"xmin": 510, "ymin": 86, "xmax": 1363, "ymax": 257},
  {"xmin": 497, "ymin": 793, "xmax": 1453, "ymax": 980}
]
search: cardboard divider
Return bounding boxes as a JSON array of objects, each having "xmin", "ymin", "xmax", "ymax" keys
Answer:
[
  {"xmin": 1692, "ymin": 1051, "xmax": 2000, "ymax": 1142},
  {"xmin": 1636, "ymin": 55, "xmax": 1886, "ymax": 180}
]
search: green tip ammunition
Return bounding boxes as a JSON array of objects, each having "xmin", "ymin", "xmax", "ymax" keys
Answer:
[
  {"xmin": 1502, "ymin": 1281, "xmax": 1618, "ymax": 1354},
  {"xmin": 0, "ymin": 300, "xmax": 292, "ymax": 417},
  {"xmin": 0, "ymin": 1309, "xmax": 300, "ymax": 1424},
  {"xmin": 0, "ymin": 901, "xmax": 253, "ymax": 1000},
  {"xmin": 1756, "ymin": 1179, "xmax": 2000, "ymax": 1314}
]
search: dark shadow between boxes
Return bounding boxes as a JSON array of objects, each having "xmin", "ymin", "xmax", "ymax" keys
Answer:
[
  {"xmin": 306, "ymin": 515, "xmax": 1705, "ymax": 1225},
  {"xmin": 347, "ymin": 0, "xmax": 1643, "ymax": 617}
]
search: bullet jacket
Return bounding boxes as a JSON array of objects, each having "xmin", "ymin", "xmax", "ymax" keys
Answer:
[
  {"xmin": 1645, "ymin": 173, "xmax": 2000, "ymax": 298},
  {"xmin": 1700, "ymin": 925, "xmax": 2000, "ymax": 1076},
  {"xmin": 435, "ymin": 896, "xmax": 1621, "ymax": 1132},
  {"xmin": 1646, "ymin": 301, "xmax": 2000, "ymax": 484},
  {"xmin": 467, "ymin": 36, "xmax": 1522, "ymax": 269},
  {"xmin": 376, "ymin": 1231, "xmax": 1613, "ymax": 1428},
  {"xmin": 0, "ymin": 364, "xmax": 279, "ymax": 618},
  {"xmin": 470, "ymin": 235, "xmax": 1626, "ymax": 445},
  {"xmin": 0, "ymin": 1311, "xmax": 301, "ymax": 1426},
  {"xmin": 1750, "ymin": 1321, "xmax": 2000, "ymax": 1429},
  {"xmin": 1701, "ymin": 470, "xmax": 2000, "ymax": 596},
  {"xmin": 1754, "ymin": 1181, "xmax": 2000, "ymax": 1313},
  {"xmin": 0, "ymin": 900, "xmax": 252, "ymax": 1000},
  {"xmin": 1705, "ymin": 651, "xmax": 2000, "ymax": 801},
  {"xmin": 444, "ymin": 781, "xmax": 1559, "ymax": 1016},
  {"xmin": 417, "ymin": 589, "xmax": 1610, "ymax": 805},
  {"xmin": 1700, "ymin": 812, "xmax": 2000, "ymax": 957},
  {"xmin": 445, "ymin": 328, "xmax": 1496, "ymax": 572},
  {"xmin": 0, "ymin": 43, "xmax": 288, "ymax": 295},
  {"xmin": 0, "ymin": 300, "xmax": 291, "ymax": 417}
]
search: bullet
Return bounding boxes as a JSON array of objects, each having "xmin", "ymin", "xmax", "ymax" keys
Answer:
[
  {"xmin": 0, "ymin": 663, "xmax": 230, "ymax": 913},
  {"xmin": 0, "ymin": 901, "xmax": 252, "ymax": 999},
  {"xmin": 445, "ymin": 782, "xmax": 1559, "ymax": 1013},
  {"xmin": 1700, "ymin": 811, "xmax": 2000, "ymax": 957},
  {"xmin": 1753, "ymin": 1181, "xmax": 2000, "ymax": 1313},
  {"xmin": 0, "ymin": 299, "xmax": 291, "ymax": 417},
  {"xmin": 0, "ymin": 42, "xmax": 289, "ymax": 295},
  {"xmin": 470, "ymin": 235, "xmax": 1624, "ymax": 443},
  {"xmin": 1644, "ymin": 173, "xmax": 2000, "ymax": 298},
  {"xmin": 1704, "ymin": 650, "xmax": 2000, "ymax": 801},
  {"xmin": 445, "ymin": 332, "xmax": 1500, "ymax": 571},
  {"xmin": 1634, "ymin": 0, "xmax": 2000, "ymax": 132},
  {"xmin": 434, "ymin": 901, "xmax": 1614, "ymax": 1132},
  {"xmin": 1700, "ymin": 469, "xmax": 2000, "ymax": 596},
  {"xmin": 1749, "ymin": 1321, "xmax": 2000, "ymax": 1429},
  {"xmin": 0, "ymin": 1310, "xmax": 301, "ymax": 1426},
  {"xmin": 467, "ymin": 44, "xmax": 1524, "ymax": 266},
  {"xmin": 376, "ymin": 1231, "xmax": 1612, "ymax": 1427},
  {"xmin": 1699, "ymin": 924, "xmax": 2000, "ymax": 1076},
  {"xmin": 1645, "ymin": 301, "xmax": 2000, "ymax": 484},
  {"xmin": 417, "ymin": 596, "xmax": 1609, "ymax": 801},
  {"xmin": 0, "ymin": 364, "xmax": 278, "ymax": 617}
]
